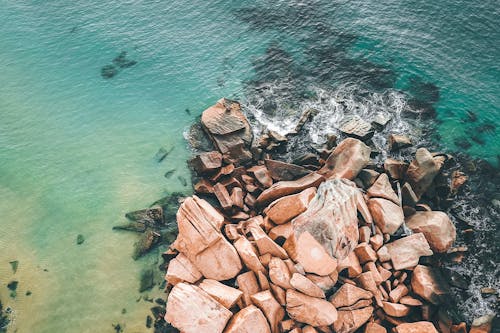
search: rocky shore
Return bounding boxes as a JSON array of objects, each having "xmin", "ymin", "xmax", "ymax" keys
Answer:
[{"xmin": 130, "ymin": 98, "xmax": 495, "ymax": 333}]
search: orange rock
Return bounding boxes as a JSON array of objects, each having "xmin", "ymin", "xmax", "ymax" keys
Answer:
[
  {"xmin": 224, "ymin": 305, "xmax": 271, "ymax": 333},
  {"xmin": 259, "ymin": 253, "xmax": 272, "ymax": 267},
  {"xmin": 234, "ymin": 236, "xmax": 267, "ymax": 273},
  {"xmin": 450, "ymin": 322, "xmax": 467, "ymax": 333},
  {"xmin": 450, "ymin": 170, "xmax": 468, "ymax": 194},
  {"xmin": 165, "ymin": 253, "xmax": 203, "ymax": 285},
  {"xmin": 256, "ymin": 172, "xmax": 325, "ymax": 206},
  {"xmin": 306, "ymin": 274, "xmax": 337, "ymax": 292},
  {"xmin": 290, "ymin": 273, "xmax": 325, "ymax": 298},
  {"xmin": 470, "ymin": 315, "xmax": 494, "ymax": 333},
  {"xmin": 376, "ymin": 245, "xmax": 391, "ymax": 262},
  {"xmin": 214, "ymin": 182, "xmax": 233, "ymax": 210},
  {"xmin": 330, "ymin": 283, "xmax": 373, "ymax": 308},
  {"xmin": 265, "ymin": 159, "xmax": 311, "ymax": 181},
  {"xmin": 194, "ymin": 178, "xmax": 214, "ymax": 194},
  {"xmin": 284, "ymin": 230, "xmax": 337, "ymax": 276},
  {"xmin": 190, "ymin": 151, "xmax": 223, "ymax": 175},
  {"xmin": 231, "ymin": 187, "xmax": 245, "ymax": 209},
  {"xmin": 268, "ymin": 257, "xmax": 292, "ymax": 289},
  {"xmin": 248, "ymin": 221, "xmax": 289, "ymax": 259},
  {"xmin": 359, "ymin": 226, "xmax": 371, "ymax": 243},
  {"xmin": 385, "ymin": 233, "xmax": 433, "ymax": 270},
  {"xmin": 251, "ymin": 290, "xmax": 285, "ymax": 333},
  {"xmin": 356, "ymin": 271, "xmax": 383, "ymax": 307},
  {"xmin": 384, "ymin": 158, "xmax": 408, "ymax": 180},
  {"xmin": 406, "ymin": 148, "xmax": 443, "ymax": 198},
  {"xmin": 270, "ymin": 283, "xmax": 287, "ymax": 306},
  {"xmin": 302, "ymin": 326, "xmax": 319, "ymax": 333},
  {"xmin": 399, "ymin": 296, "xmax": 423, "ymax": 306},
  {"xmin": 333, "ymin": 306, "xmax": 373, "ymax": 333},
  {"xmin": 377, "ymin": 265, "xmax": 392, "ymax": 282},
  {"xmin": 337, "ymin": 299, "xmax": 373, "ymax": 311},
  {"xmin": 337, "ymin": 251, "xmax": 362, "ymax": 278},
  {"xmin": 394, "ymin": 321, "xmax": 438, "ymax": 333},
  {"xmin": 364, "ymin": 261, "xmax": 383, "ymax": 285},
  {"xmin": 405, "ymin": 211, "xmax": 456, "ymax": 253},
  {"xmin": 286, "ymin": 289, "xmax": 338, "ymax": 326},
  {"xmin": 368, "ymin": 198, "xmax": 404, "ymax": 235},
  {"xmin": 365, "ymin": 322, "xmax": 387, "ymax": 333},
  {"xmin": 411, "ymin": 265, "xmax": 450, "ymax": 304},
  {"xmin": 382, "ymin": 301, "xmax": 410, "ymax": 317},
  {"xmin": 388, "ymin": 284, "xmax": 408, "ymax": 303},
  {"xmin": 318, "ymin": 138, "xmax": 371, "ymax": 180},
  {"xmin": 237, "ymin": 271, "xmax": 260, "ymax": 306},
  {"xmin": 248, "ymin": 165, "xmax": 274, "ymax": 188},
  {"xmin": 225, "ymin": 224, "xmax": 240, "ymax": 240},
  {"xmin": 174, "ymin": 196, "xmax": 242, "ymax": 280},
  {"xmin": 199, "ymin": 279, "xmax": 243, "ymax": 309},
  {"xmin": 279, "ymin": 319, "xmax": 296, "ymax": 332},
  {"xmin": 257, "ymin": 270, "xmax": 271, "ymax": 290},
  {"xmin": 264, "ymin": 188, "xmax": 316, "ymax": 225},
  {"xmin": 355, "ymin": 243, "xmax": 378, "ymax": 264},
  {"xmin": 165, "ymin": 283, "xmax": 232, "ymax": 333},
  {"xmin": 268, "ymin": 223, "xmax": 293, "ymax": 241},
  {"xmin": 367, "ymin": 173, "xmax": 399, "ymax": 205}
]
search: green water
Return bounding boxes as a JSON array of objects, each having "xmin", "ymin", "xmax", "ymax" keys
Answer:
[{"xmin": 0, "ymin": 1, "xmax": 498, "ymax": 332}]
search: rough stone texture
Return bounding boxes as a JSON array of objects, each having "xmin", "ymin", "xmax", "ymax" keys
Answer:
[
  {"xmin": 385, "ymin": 234, "xmax": 433, "ymax": 270},
  {"xmin": 247, "ymin": 222, "xmax": 288, "ymax": 259},
  {"xmin": 234, "ymin": 236, "xmax": 267, "ymax": 273},
  {"xmin": 264, "ymin": 188, "xmax": 316, "ymax": 225},
  {"xmin": 333, "ymin": 307, "xmax": 373, "ymax": 333},
  {"xmin": 256, "ymin": 172, "xmax": 325, "ymax": 206},
  {"xmin": 368, "ymin": 198, "xmax": 405, "ymax": 235},
  {"xmin": 290, "ymin": 273, "xmax": 325, "ymax": 298},
  {"xmin": 406, "ymin": 148, "xmax": 443, "ymax": 198},
  {"xmin": 201, "ymin": 98, "xmax": 252, "ymax": 164},
  {"xmin": 389, "ymin": 134, "xmax": 412, "ymax": 151},
  {"xmin": 339, "ymin": 115, "xmax": 374, "ymax": 141},
  {"xmin": 251, "ymin": 290, "xmax": 285, "ymax": 333},
  {"xmin": 214, "ymin": 182, "xmax": 233, "ymax": 210},
  {"xmin": 384, "ymin": 159, "xmax": 407, "ymax": 180},
  {"xmin": 224, "ymin": 305, "xmax": 271, "ymax": 333},
  {"xmin": 367, "ymin": 173, "xmax": 399, "ymax": 205},
  {"xmin": 237, "ymin": 271, "xmax": 260, "ymax": 307},
  {"xmin": 199, "ymin": 279, "xmax": 243, "ymax": 309},
  {"xmin": 382, "ymin": 301, "xmax": 411, "ymax": 317},
  {"xmin": 173, "ymin": 196, "xmax": 242, "ymax": 280},
  {"xmin": 470, "ymin": 314, "xmax": 495, "ymax": 333},
  {"xmin": 318, "ymin": 138, "xmax": 371, "ymax": 180},
  {"xmin": 269, "ymin": 223, "xmax": 293, "ymax": 241},
  {"xmin": 165, "ymin": 253, "xmax": 203, "ymax": 285},
  {"xmin": 289, "ymin": 179, "xmax": 371, "ymax": 262},
  {"xmin": 365, "ymin": 322, "xmax": 387, "ymax": 333},
  {"xmin": 190, "ymin": 151, "xmax": 222, "ymax": 174},
  {"xmin": 329, "ymin": 283, "xmax": 373, "ymax": 308},
  {"xmin": 411, "ymin": 265, "xmax": 450, "ymax": 304},
  {"xmin": 394, "ymin": 321, "xmax": 439, "ymax": 333},
  {"xmin": 405, "ymin": 211, "xmax": 456, "ymax": 253},
  {"xmin": 286, "ymin": 289, "xmax": 338, "ymax": 326},
  {"xmin": 268, "ymin": 257, "xmax": 293, "ymax": 290},
  {"xmin": 248, "ymin": 165, "xmax": 273, "ymax": 188},
  {"xmin": 165, "ymin": 283, "xmax": 232, "ymax": 333},
  {"xmin": 265, "ymin": 159, "xmax": 311, "ymax": 181}
]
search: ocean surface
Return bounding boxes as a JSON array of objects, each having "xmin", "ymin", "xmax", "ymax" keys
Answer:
[{"xmin": 0, "ymin": 1, "xmax": 498, "ymax": 332}]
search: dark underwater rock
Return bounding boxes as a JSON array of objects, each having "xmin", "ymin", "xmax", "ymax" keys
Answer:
[
  {"xmin": 126, "ymin": 206, "xmax": 164, "ymax": 227},
  {"xmin": 164, "ymin": 169, "xmax": 175, "ymax": 179},
  {"xmin": 150, "ymin": 192, "xmax": 184, "ymax": 223},
  {"xmin": 132, "ymin": 230, "xmax": 161, "ymax": 260},
  {"xmin": 112, "ymin": 222, "xmax": 147, "ymax": 233},
  {"xmin": 6, "ymin": 281, "xmax": 17, "ymax": 292},
  {"xmin": 454, "ymin": 138, "xmax": 472, "ymax": 150},
  {"xmin": 8, "ymin": 261, "xmax": 18, "ymax": 274},
  {"xmin": 76, "ymin": 234, "xmax": 85, "ymax": 245},
  {"xmin": 139, "ymin": 268, "xmax": 154, "ymax": 292},
  {"xmin": 0, "ymin": 300, "xmax": 10, "ymax": 333},
  {"xmin": 154, "ymin": 147, "xmax": 174, "ymax": 163},
  {"xmin": 101, "ymin": 65, "xmax": 118, "ymax": 79},
  {"xmin": 112, "ymin": 51, "xmax": 137, "ymax": 69}
]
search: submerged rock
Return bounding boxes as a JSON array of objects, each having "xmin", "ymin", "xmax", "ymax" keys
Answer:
[
  {"xmin": 139, "ymin": 268, "xmax": 155, "ymax": 292},
  {"xmin": 8, "ymin": 261, "xmax": 18, "ymax": 274},
  {"xmin": 132, "ymin": 230, "xmax": 161, "ymax": 260},
  {"xmin": 76, "ymin": 234, "xmax": 85, "ymax": 245},
  {"xmin": 101, "ymin": 65, "xmax": 118, "ymax": 79},
  {"xmin": 126, "ymin": 206, "xmax": 163, "ymax": 227}
]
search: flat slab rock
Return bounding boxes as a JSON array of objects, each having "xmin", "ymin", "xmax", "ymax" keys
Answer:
[
  {"xmin": 394, "ymin": 321, "xmax": 439, "ymax": 333},
  {"xmin": 165, "ymin": 282, "xmax": 232, "ymax": 333},
  {"xmin": 339, "ymin": 115, "xmax": 374, "ymax": 141},
  {"xmin": 286, "ymin": 289, "xmax": 338, "ymax": 326},
  {"xmin": 384, "ymin": 233, "xmax": 433, "ymax": 270},
  {"xmin": 405, "ymin": 211, "xmax": 456, "ymax": 253}
]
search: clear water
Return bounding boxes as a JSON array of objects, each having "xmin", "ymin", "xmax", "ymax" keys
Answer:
[{"xmin": 0, "ymin": 1, "xmax": 498, "ymax": 332}]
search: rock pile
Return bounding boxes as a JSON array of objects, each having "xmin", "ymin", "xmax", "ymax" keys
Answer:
[{"xmin": 161, "ymin": 99, "xmax": 482, "ymax": 333}]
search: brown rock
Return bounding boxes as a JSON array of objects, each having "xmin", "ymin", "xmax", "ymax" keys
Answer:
[
  {"xmin": 359, "ymin": 226, "xmax": 371, "ymax": 243},
  {"xmin": 268, "ymin": 223, "xmax": 293, "ymax": 241},
  {"xmin": 199, "ymin": 279, "xmax": 243, "ymax": 309},
  {"xmin": 256, "ymin": 172, "xmax": 325, "ymax": 206},
  {"xmin": 286, "ymin": 289, "xmax": 338, "ymax": 326},
  {"xmin": 174, "ymin": 196, "xmax": 242, "ymax": 280},
  {"xmin": 284, "ymin": 230, "xmax": 337, "ymax": 276},
  {"xmin": 257, "ymin": 270, "xmax": 271, "ymax": 290},
  {"xmin": 231, "ymin": 187, "xmax": 245, "ymax": 209},
  {"xmin": 190, "ymin": 151, "xmax": 223, "ymax": 174},
  {"xmin": 279, "ymin": 319, "xmax": 296, "ymax": 332},
  {"xmin": 354, "ymin": 243, "xmax": 378, "ymax": 264},
  {"xmin": 401, "ymin": 182, "xmax": 419, "ymax": 207},
  {"xmin": 194, "ymin": 178, "xmax": 214, "ymax": 194},
  {"xmin": 330, "ymin": 283, "xmax": 373, "ymax": 308},
  {"xmin": 264, "ymin": 188, "xmax": 316, "ymax": 225},
  {"xmin": 224, "ymin": 305, "xmax": 271, "ymax": 333},
  {"xmin": 165, "ymin": 283, "xmax": 232, "ymax": 333},
  {"xmin": 165, "ymin": 253, "xmax": 203, "ymax": 286},
  {"xmin": 234, "ymin": 236, "xmax": 267, "ymax": 273},
  {"xmin": 382, "ymin": 301, "xmax": 410, "ymax": 317},
  {"xmin": 306, "ymin": 274, "xmax": 337, "ymax": 292},
  {"xmin": 356, "ymin": 271, "xmax": 383, "ymax": 307},
  {"xmin": 251, "ymin": 290, "xmax": 285, "ymax": 333},
  {"xmin": 201, "ymin": 98, "xmax": 252, "ymax": 164},
  {"xmin": 214, "ymin": 182, "xmax": 233, "ymax": 210},
  {"xmin": 339, "ymin": 115, "xmax": 374, "ymax": 141},
  {"xmin": 265, "ymin": 159, "xmax": 311, "ymax": 181},
  {"xmin": 384, "ymin": 159, "xmax": 407, "ymax": 180},
  {"xmin": 248, "ymin": 222, "xmax": 288, "ymax": 259},
  {"xmin": 358, "ymin": 169, "xmax": 380, "ymax": 188},
  {"xmin": 367, "ymin": 173, "xmax": 400, "ymax": 205},
  {"xmin": 318, "ymin": 138, "xmax": 371, "ymax": 180},
  {"xmin": 248, "ymin": 165, "xmax": 274, "ymax": 188},
  {"xmin": 411, "ymin": 265, "xmax": 450, "ymax": 304},
  {"xmin": 388, "ymin": 284, "xmax": 408, "ymax": 303},
  {"xmin": 405, "ymin": 211, "xmax": 456, "ymax": 253},
  {"xmin": 406, "ymin": 148, "xmax": 443, "ymax": 198},
  {"xmin": 268, "ymin": 257, "xmax": 292, "ymax": 289},
  {"xmin": 470, "ymin": 315, "xmax": 494, "ymax": 333},
  {"xmin": 337, "ymin": 251, "xmax": 363, "ymax": 278},
  {"xmin": 368, "ymin": 198, "xmax": 405, "ymax": 235},
  {"xmin": 270, "ymin": 283, "xmax": 287, "ymax": 306},
  {"xmin": 365, "ymin": 322, "xmax": 387, "ymax": 333},
  {"xmin": 451, "ymin": 170, "xmax": 468, "ymax": 194},
  {"xmin": 225, "ymin": 224, "xmax": 240, "ymax": 240},
  {"xmin": 385, "ymin": 233, "xmax": 433, "ymax": 270},
  {"xmin": 394, "ymin": 321, "xmax": 438, "ymax": 333},
  {"xmin": 451, "ymin": 322, "xmax": 467, "ymax": 333},
  {"xmin": 369, "ymin": 234, "xmax": 384, "ymax": 251},
  {"xmin": 389, "ymin": 134, "xmax": 412, "ymax": 151},
  {"xmin": 290, "ymin": 273, "xmax": 326, "ymax": 298},
  {"xmin": 237, "ymin": 271, "xmax": 260, "ymax": 306},
  {"xmin": 333, "ymin": 307, "xmax": 373, "ymax": 333},
  {"xmin": 399, "ymin": 296, "xmax": 423, "ymax": 306}
]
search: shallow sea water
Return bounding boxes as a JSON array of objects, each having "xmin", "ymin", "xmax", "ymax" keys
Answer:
[{"xmin": 0, "ymin": 1, "xmax": 498, "ymax": 332}]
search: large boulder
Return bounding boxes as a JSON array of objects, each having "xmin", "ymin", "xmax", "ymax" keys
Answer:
[
  {"xmin": 201, "ymin": 98, "xmax": 252, "ymax": 164},
  {"xmin": 411, "ymin": 265, "xmax": 450, "ymax": 304},
  {"xmin": 406, "ymin": 148, "xmax": 443, "ymax": 198},
  {"xmin": 383, "ymin": 233, "xmax": 433, "ymax": 270},
  {"xmin": 172, "ymin": 196, "xmax": 242, "ymax": 280},
  {"xmin": 405, "ymin": 211, "xmax": 456, "ymax": 252},
  {"xmin": 285, "ymin": 179, "xmax": 372, "ymax": 274},
  {"xmin": 318, "ymin": 138, "xmax": 371, "ymax": 180},
  {"xmin": 368, "ymin": 198, "xmax": 404, "ymax": 235},
  {"xmin": 264, "ymin": 159, "xmax": 311, "ymax": 181},
  {"xmin": 165, "ymin": 283, "xmax": 232, "ymax": 333}
]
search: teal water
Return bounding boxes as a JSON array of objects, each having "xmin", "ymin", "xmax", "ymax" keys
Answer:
[{"xmin": 0, "ymin": 1, "xmax": 498, "ymax": 332}]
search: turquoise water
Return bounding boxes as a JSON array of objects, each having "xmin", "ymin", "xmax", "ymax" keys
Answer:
[{"xmin": 0, "ymin": 1, "xmax": 498, "ymax": 332}]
